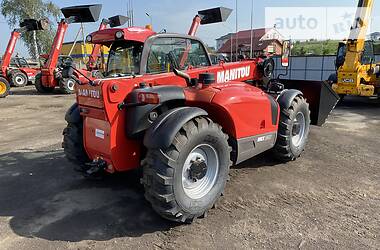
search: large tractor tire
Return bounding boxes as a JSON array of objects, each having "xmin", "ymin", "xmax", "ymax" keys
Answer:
[
  {"xmin": 142, "ymin": 117, "xmax": 231, "ymax": 223},
  {"xmin": 273, "ymin": 95, "xmax": 310, "ymax": 161},
  {"xmin": 0, "ymin": 77, "xmax": 10, "ymax": 98},
  {"xmin": 62, "ymin": 106, "xmax": 90, "ymax": 168},
  {"xmin": 59, "ymin": 77, "xmax": 76, "ymax": 94},
  {"xmin": 34, "ymin": 73, "xmax": 55, "ymax": 93},
  {"xmin": 10, "ymin": 70, "xmax": 28, "ymax": 87}
]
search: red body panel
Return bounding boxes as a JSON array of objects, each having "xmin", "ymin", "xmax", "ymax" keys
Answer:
[
  {"xmin": 89, "ymin": 27, "xmax": 156, "ymax": 45},
  {"xmin": 185, "ymin": 83, "xmax": 278, "ymax": 139},
  {"xmin": 77, "ymin": 60, "xmax": 271, "ymax": 172},
  {"xmin": 19, "ymin": 67, "xmax": 40, "ymax": 79}
]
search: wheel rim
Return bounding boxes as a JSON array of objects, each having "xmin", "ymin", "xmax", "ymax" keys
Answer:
[
  {"xmin": 291, "ymin": 112, "xmax": 306, "ymax": 147},
  {"xmin": 67, "ymin": 79, "xmax": 75, "ymax": 91},
  {"xmin": 182, "ymin": 144, "xmax": 219, "ymax": 199},
  {"xmin": 0, "ymin": 81, "xmax": 6, "ymax": 95},
  {"xmin": 15, "ymin": 75, "xmax": 25, "ymax": 86}
]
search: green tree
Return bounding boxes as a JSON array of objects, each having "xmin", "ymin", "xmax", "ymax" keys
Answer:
[{"xmin": 1, "ymin": 0, "xmax": 60, "ymax": 59}]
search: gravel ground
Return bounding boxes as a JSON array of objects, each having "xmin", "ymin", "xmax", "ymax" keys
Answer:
[{"xmin": 0, "ymin": 86, "xmax": 379, "ymax": 250}]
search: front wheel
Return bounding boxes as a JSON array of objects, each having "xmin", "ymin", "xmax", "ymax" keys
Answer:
[
  {"xmin": 11, "ymin": 70, "xmax": 28, "ymax": 87},
  {"xmin": 59, "ymin": 77, "xmax": 76, "ymax": 94},
  {"xmin": 34, "ymin": 73, "xmax": 55, "ymax": 93},
  {"xmin": 273, "ymin": 95, "xmax": 311, "ymax": 161},
  {"xmin": 0, "ymin": 77, "xmax": 10, "ymax": 98},
  {"xmin": 142, "ymin": 117, "xmax": 231, "ymax": 223}
]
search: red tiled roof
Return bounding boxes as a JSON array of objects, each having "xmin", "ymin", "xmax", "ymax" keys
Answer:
[
  {"xmin": 218, "ymin": 37, "xmax": 278, "ymax": 53},
  {"xmin": 216, "ymin": 28, "xmax": 267, "ymax": 41},
  {"xmin": 235, "ymin": 28, "xmax": 267, "ymax": 39}
]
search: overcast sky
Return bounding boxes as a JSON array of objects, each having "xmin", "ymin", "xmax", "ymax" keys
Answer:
[{"xmin": 0, "ymin": 0, "xmax": 372, "ymax": 57}]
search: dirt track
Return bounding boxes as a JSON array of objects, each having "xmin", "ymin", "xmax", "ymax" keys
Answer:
[{"xmin": 0, "ymin": 86, "xmax": 379, "ymax": 250}]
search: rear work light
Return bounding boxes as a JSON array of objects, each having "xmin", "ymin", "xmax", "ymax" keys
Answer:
[
  {"xmin": 115, "ymin": 31, "xmax": 124, "ymax": 39},
  {"xmin": 137, "ymin": 92, "xmax": 160, "ymax": 104},
  {"xmin": 86, "ymin": 35, "xmax": 92, "ymax": 42}
]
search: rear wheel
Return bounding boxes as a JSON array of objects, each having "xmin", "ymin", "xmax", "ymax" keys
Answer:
[
  {"xmin": 273, "ymin": 95, "xmax": 310, "ymax": 161},
  {"xmin": 142, "ymin": 117, "xmax": 231, "ymax": 223},
  {"xmin": 0, "ymin": 77, "xmax": 10, "ymax": 98},
  {"xmin": 34, "ymin": 73, "xmax": 55, "ymax": 93},
  {"xmin": 62, "ymin": 118, "xmax": 90, "ymax": 168},
  {"xmin": 11, "ymin": 70, "xmax": 28, "ymax": 87},
  {"xmin": 59, "ymin": 77, "xmax": 76, "ymax": 94}
]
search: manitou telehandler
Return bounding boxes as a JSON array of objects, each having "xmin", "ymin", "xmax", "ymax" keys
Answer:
[
  {"xmin": 329, "ymin": 0, "xmax": 380, "ymax": 98},
  {"xmin": 0, "ymin": 19, "xmax": 48, "ymax": 97},
  {"xmin": 34, "ymin": 3, "xmax": 128, "ymax": 94},
  {"xmin": 62, "ymin": 7, "xmax": 339, "ymax": 223}
]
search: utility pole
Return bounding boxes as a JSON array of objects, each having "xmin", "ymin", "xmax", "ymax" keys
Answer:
[
  {"xmin": 126, "ymin": 0, "xmax": 134, "ymax": 27},
  {"xmin": 250, "ymin": 0, "xmax": 254, "ymax": 58},
  {"xmin": 235, "ymin": 0, "xmax": 238, "ymax": 61}
]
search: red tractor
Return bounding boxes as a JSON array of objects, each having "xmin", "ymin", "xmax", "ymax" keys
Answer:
[
  {"xmin": 35, "ymin": 3, "xmax": 128, "ymax": 94},
  {"xmin": 62, "ymin": 7, "xmax": 339, "ymax": 223},
  {"xmin": 0, "ymin": 19, "xmax": 48, "ymax": 97}
]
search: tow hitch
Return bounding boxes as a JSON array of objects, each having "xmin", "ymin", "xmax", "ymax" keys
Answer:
[{"xmin": 76, "ymin": 158, "xmax": 107, "ymax": 178}]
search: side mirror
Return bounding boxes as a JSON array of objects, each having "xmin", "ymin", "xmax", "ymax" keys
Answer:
[
  {"xmin": 281, "ymin": 40, "xmax": 291, "ymax": 68},
  {"xmin": 173, "ymin": 68, "xmax": 191, "ymax": 85}
]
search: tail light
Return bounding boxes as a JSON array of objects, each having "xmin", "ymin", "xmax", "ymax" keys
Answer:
[{"xmin": 137, "ymin": 92, "xmax": 160, "ymax": 104}]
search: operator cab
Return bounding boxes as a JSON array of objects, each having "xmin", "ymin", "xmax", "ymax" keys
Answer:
[
  {"xmin": 88, "ymin": 27, "xmax": 213, "ymax": 78},
  {"xmin": 361, "ymin": 40, "xmax": 375, "ymax": 65},
  {"xmin": 335, "ymin": 40, "xmax": 376, "ymax": 69}
]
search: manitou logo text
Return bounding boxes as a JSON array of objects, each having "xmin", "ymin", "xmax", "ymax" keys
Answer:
[
  {"xmin": 78, "ymin": 89, "xmax": 100, "ymax": 99},
  {"xmin": 217, "ymin": 66, "xmax": 251, "ymax": 83}
]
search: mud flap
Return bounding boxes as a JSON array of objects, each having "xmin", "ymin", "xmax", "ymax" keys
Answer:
[{"xmin": 279, "ymin": 79, "xmax": 340, "ymax": 126}]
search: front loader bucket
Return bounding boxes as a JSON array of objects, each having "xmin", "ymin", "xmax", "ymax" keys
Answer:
[
  {"xmin": 61, "ymin": 4, "xmax": 102, "ymax": 23},
  {"xmin": 108, "ymin": 15, "xmax": 129, "ymax": 28},
  {"xmin": 279, "ymin": 79, "xmax": 340, "ymax": 126},
  {"xmin": 198, "ymin": 7, "xmax": 233, "ymax": 25},
  {"xmin": 20, "ymin": 18, "xmax": 49, "ymax": 31}
]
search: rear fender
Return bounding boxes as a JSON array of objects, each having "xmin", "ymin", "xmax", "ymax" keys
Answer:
[
  {"xmin": 65, "ymin": 103, "xmax": 81, "ymax": 124},
  {"xmin": 126, "ymin": 86, "xmax": 185, "ymax": 137},
  {"xmin": 143, "ymin": 107, "xmax": 208, "ymax": 149},
  {"xmin": 277, "ymin": 89, "xmax": 303, "ymax": 110}
]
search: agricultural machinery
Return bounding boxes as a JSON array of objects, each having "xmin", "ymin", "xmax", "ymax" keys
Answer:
[
  {"xmin": 62, "ymin": 7, "xmax": 339, "ymax": 223},
  {"xmin": 329, "ymin": 0, "xmax": 380, "ymax": 98},
  {"xmin": 35, "ymin": 4, "xmax": 128, "ymax": 94},
  {"xmin": 0, "ymin": 18, "xmax": 48, "ymax": 98}
]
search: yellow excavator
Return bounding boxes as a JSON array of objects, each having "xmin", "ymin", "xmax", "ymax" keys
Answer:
[{"xmin": 330, "ymin": 0, "xmax": 380, "ymax": 97}]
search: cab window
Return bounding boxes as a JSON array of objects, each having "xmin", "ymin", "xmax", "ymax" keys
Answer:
[
  {"xmin": 146, "ymin": 37, "xmax": 210, "ymax": 74},
  {"xmin": 106, "ymin": 41, "xmax": 144, "ymax": 77},
  {"xmin": 361, "ymin": 41, "xmax": 375, "ymax": 65}
]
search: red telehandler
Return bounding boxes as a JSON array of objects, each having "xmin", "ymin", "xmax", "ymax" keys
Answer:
[
  {"xmin": 62, "ymin": 7, "xmax": 339, "ymax": 223},
  {"xmin": 0, "ymin": 19, "xmax": 48, "ymax": 97},
  {"xmin": 34, "ymin": 4, "xmax": 128, "ymax": 94}
]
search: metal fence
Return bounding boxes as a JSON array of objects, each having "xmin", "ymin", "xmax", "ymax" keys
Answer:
[{"xmin": 273, "ymin": 55, "xmax": 380, "ymax": 81}]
